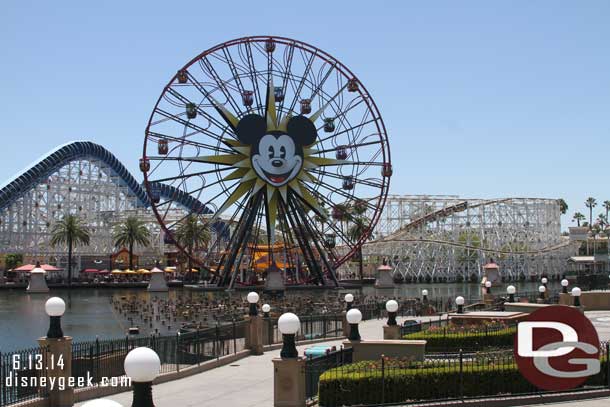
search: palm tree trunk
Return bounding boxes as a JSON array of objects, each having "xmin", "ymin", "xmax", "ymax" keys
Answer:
[
  {"xmin": 188, "ymin": 246, "xmax": 193, "ymax": 282},
  {"xmin": 68, "ymin": 236, "xmax": 73, "ymax": 289},
  {"xmin": 129, "ymin": 242, "xmax": 134, "ymax": 270},
  {"xmin": 590, "ymin": 208, "xmax": 593, "ymax": 229},
  {"xmin": 359, "ymin": 247, "xmax": 364, "ymax": 285}
]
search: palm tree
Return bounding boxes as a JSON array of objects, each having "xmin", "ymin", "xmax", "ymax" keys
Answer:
[
  {"xmin": 604, "ymin": 200, "xmax": 610, "ymax": 220},
  {"xmin": 558, "ymin": 199, "xmax": 568, "ymax": 215},
  {"xmin": 572, "ymin": 212, "xmax": 586, "ymax": 227},
  {"xmin": 113, "ymin": 216, "xmax": 151, "ymax": 270},
  {"xmin": 174, "ymin": 214, "xmax": 211, "ymax": 281},
  {"xmin": 50, "ymin": 215, "xmax": 90, "ymax": 288},
  {"xmin": 597, "ymin": 214, "xmax": 608, "ymax": 229},
  {"xmin": 585, "ymin": 197, "xmax": 597, "ymax": 230},
  {"xmin": 347, "ymin": 216, "xmax": 368, "ymax": 285}
]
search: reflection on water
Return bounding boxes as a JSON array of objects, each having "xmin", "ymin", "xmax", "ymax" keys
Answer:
[{"xmin": 0, "ymin": 281, "xmax": 558, "ymax": 351}]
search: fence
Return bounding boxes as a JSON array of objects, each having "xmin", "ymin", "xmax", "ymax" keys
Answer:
[
  {"xmin": 314, "ymin": 343, "xmax": 610, "ymax": 407},
  {"xmin": 267, "ymin": 314, "xmax": 343, "ymax": 345},
  {"xmin": 305, "ymin": 347, "xmax": 353, "ymax": 402},
  {"xmin": 0, "ymin": 346, "xmax": 49, "ymax": 407}
]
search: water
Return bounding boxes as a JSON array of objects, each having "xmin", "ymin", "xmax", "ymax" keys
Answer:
[{"xmin": 0, "ymin": 281, "xmax": 558, "ymax": 351}]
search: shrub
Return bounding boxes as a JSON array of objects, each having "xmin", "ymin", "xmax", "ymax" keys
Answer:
[
  {"xmin": 403, "ymin": 326, "xmax": 516, "ymax": 351},
  {"xmin": 318, "ymin": 357, "xmax": 608, "ymax": 407}
]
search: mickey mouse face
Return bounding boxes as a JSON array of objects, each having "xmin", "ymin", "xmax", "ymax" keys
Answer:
[{"xmin": 235, "ymin": 114, "xmax": 317, "ymax": 187}]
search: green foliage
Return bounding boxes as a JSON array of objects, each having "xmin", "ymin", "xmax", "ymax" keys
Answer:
[
  {"xmin": 113, "ymin": 216, "xmax": 151, "ymax": 269},
  {"xmin": 403, "ymin": 326, "xmax": 516, "ymax": 351},
  {"xmin": 5, "ymin": 253, "xmax": 23, "ymax": 270},
  {"xmin": 318, "ymin": 357, "xmax": 608, "ymax": 406},
  {"xmin": 558, "ymin": 198, "xmax": 568, "ymax": 215},
  {"xmin": 174, "ymin": 214, "xmax": 211, "ymax": 251},
  {"xmin": 50, "ymin": 215, "xmax": 90, "ymax": 248}
]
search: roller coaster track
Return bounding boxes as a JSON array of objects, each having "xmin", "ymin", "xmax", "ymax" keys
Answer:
[
  {"xmin": 378, "ymin": 198, "xmax": 514, "ymax": 242},
  {"xmin": 0, "ymin": 141, "xmax": 208, "ymax": 213},
  {"xmin": 364, "ymin": 237, "xmax": 575, "ymax": 255}
]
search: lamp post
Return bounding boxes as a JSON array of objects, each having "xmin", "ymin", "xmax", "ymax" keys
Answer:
[
  {"xmin": 561, "ymin": 279, "xmax": 569, "ymax": 294},
  {"xmin": 247, "ymin": 291, "xmax": 259, "ymax": 316},
  {"xmin": 421, "ymin": 289, "xmax": 428, "ymax": 302},
  {"xmin": 541, "ymin": 277, "xmax": 548, "ymax": 290},
  {"xmin": 124, "ymin": 347, "xmax": 161, "ymax": 407},
  {"xmin": 572, "ymin": 287, "xmax": 582, "ymax": 307},
  {"xmin": 385, "ymin": 300, "xmax": 398, "ymax": 326},
  {"xmin": 262, "ymin": 303, "xmax": 271, "ymax": 318},
  {"xmin": 538, "ymin": 285, "xmax": 546, "ymax": 301},
  {"xmin": 45, "ymin": 297, "xmax": 66, "ymax": 338},
  {"xmin": 506, "ymin": 285, "xmax": 516, "ymax": 303},
  {"xmin": 455, "ymin": 296, "xmax": 464, "ymax": 314},
  {"xmin": 344, "ymin": 293, "xmax": 354, "ymax": 311},
  {"xmin": 485, "ymin": 280, "xmax": 492, "ymax": 294},
  {"xmin": 278, "ymin": 312, "xmax": 300, "ymax": 358},
  {"xmin": 346, "ymin": 308, "xmax": 362, "ymax": 341}
]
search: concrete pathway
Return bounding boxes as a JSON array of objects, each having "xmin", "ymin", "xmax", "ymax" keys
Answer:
[{"xmin": 75, "ymin": 312, "xmax": 610, "ymax": 407}]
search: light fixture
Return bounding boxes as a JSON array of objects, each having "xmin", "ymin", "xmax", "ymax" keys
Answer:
[
  {"xmin": 346, "ymin": 309, "xmax": 362, "ymax": 341},
  {"xmin": 506, "ymin": 285, "xmax": 516, "ymax": 302},
  {"xmin": 124, "ymin": 347, "xmax": 161, "ymax": 407},
  {"xmin": 455, "ymin": 296, "xmax": 465, "ymax": 314},
  {"xmin": 344, "ymin": 293, "xmax": 354, "ymax": 311},
  {"xmin": 262, "ymin": 303, "xmax": 271, "ymax": 317},
  {"xmin": 385, "ymin": 300, "xmax": 398, "ymax": 326},
  {"xmin": 485, "ymin": 280, "xmax": 492, "ymax": 294},
  {"xmin": 247, "ymin": 291, "xmax": 259, "ymax": 316},
  {"xmin": 572, "ymin": 287, "xmax": 582, "ymax": 307},
  {"xmin": 45, "ymin": 297, "xmax": 66, "ymax": 338},
  {"xmin": 421, "ymin": 289, "xmax": 428, "ymax": 301},
  {"xmin": 561, "ymin": 279, "xmax": 569, "ymax": 293},
  {"xmin": 278, "ymin": 313, "xmax": 300, "ymax": 358}
]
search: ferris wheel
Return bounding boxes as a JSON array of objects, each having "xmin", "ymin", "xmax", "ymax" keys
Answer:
[{"xmin": 141, "ymin": 36, "xmax": 391, "ymax": 287}]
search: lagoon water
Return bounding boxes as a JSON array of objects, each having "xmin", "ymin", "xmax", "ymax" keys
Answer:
[{"xmin": 0, "ymin": 281, "xmax": 558, "ymax": 351}]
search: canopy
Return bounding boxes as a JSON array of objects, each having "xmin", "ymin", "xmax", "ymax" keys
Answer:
[
  {"xmin": 13, "ymin": 264, "xmax": 63, "ymax": 272},
  {"xmin": 111, "ymin": 269, "xmax": 125, "ymax": 274},
  {"xmin": 164, "ymin": 266, "xmax": 176, "ymax": 273},
  {"xmin": 82, "ymin": 268, "xmax": 99, "ymax": 273},
  {"xmin": 137, "ymin": 268, "xmax": 151, "ymax": 274}
]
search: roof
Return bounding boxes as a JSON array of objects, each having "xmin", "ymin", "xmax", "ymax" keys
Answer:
[
  {"xmin": 569, "ymin": 256, "xmax": 595, "ymax": 263},
  {"xmin": 483, "ymin": 262, "xmax": 499, "ymax": 269}
]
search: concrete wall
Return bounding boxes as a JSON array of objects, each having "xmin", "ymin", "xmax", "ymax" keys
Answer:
[{"xmin": 559, "ymin": 291, "xmax": 610, "ymax": 310}]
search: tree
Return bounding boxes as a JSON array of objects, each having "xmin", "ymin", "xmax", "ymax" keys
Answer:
[
  {"xmin": 572, "ymin": 212, "xmax": 586, "ymax": 227},
  {"xmin": 585, "ymin": 197, "xmax": 597, "ymax": 230},
  {"xmin": 347, "ymin": 216, "xmax": 369, "ymax": 285},
  {"xmin": 558, "ymin": 199, "xmax": 568, "ymax": 215},
  {"xmin": 113, "ymin": 216, "xmax": 151, "ymax": 270},
  {"xmin": 5, "ymin": 253, "xmax": 23, "ymax": 270},
  {"xmin": 597, "ymin": 214, "xmax": 608, "ymax": 229},
  {"xmin": 174, "ymin": 214, "xmax": 211, "ymax": 281},
  {"xmin": 50, "ymin": 215, "xmax": 90, "ymax": 287},
  {"xmin": 604, "ymin": 200, "xmax": 610, "ymax": 220}
]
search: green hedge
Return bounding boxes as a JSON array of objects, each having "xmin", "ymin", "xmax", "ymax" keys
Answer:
[
  {"xmin": 403, "ymin": 327, "xmax": 516, "ymax": 351},
  {"xmin": 318, "ymin": 358, "xmax": 608, "ymax": 407}
]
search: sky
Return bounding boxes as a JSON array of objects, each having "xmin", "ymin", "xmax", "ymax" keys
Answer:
[{"xmin": 1, "ymin": 1, "xmax": 609, "ymax": 229}]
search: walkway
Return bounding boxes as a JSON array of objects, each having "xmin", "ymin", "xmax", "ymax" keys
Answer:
[{"xmin": 75, "ymin": 312, "xmax": 610, "ymax": 407}]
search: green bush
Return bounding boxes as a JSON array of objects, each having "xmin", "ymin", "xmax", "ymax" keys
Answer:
[
  {"xmin": 403, "ymin": 327, "xmax": 516, "ymax": 351},
  {"xmin": 318, "ymin": 358, "xmax": 608, "ymax": 407}
]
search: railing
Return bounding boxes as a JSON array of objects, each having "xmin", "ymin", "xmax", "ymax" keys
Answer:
[
  {"xmin": 268, "ymin": 314, "xmax": 343, "ymax": 345},
  {"xmin": 0, "ymin": 346, "xmax": 49, "ymax": 407},
  {"xmin": 315, "ymin": 343, "xmax": 610, "ymax": 407},
  {"xmin": 305, "ymin": 347, "xmax": 353, "ymax": 402}
]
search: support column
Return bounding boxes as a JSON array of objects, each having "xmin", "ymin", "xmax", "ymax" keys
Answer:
[
  {"xmin": 246, "ymin": 315, "xmax": 264, "ymax": 355},
  {"xmin": 263, "ymin": 317, "xmax": 273, "ymax": 346},
  {"xmin": 341, "ymin": 311, "xmax": 350, "ymax": 337},
  {"xmin": 37, "ymin": 336, "xmax": 73, "ymax": 407},
  {"xmin": 383, "ymin": 325, "xmax": 400, "ymax": 340},
  {"xmin": 272, "ymin": 357, "xmax": 306, "ymax": 407}
]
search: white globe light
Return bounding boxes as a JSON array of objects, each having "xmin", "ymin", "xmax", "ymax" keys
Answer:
[
  {"xmin": 344, "ymin": 293, "xmax": 354, "ymax": 303},
  {"xmin": 506, "ymin": 285, "xmax": 516, "ymax": 294},
  {"xmin": 421, "ymin": 289, "xmax": 428, "ymax": 296},
  {"xmin": 561, "ymin": 279, "xmax": 569, "ymax": 287},
  {"xmin": 485, "ymin": 281, "xmax": 492, "ymax": 288},
  {"xmin": 247, "ymin": 292, "xmax": 259, "ymax": 304},
  {"xmin": 124, "ymin": 347, "xmax": 160, "ymax": 382},
  {"xmin": 538, "ymin": 285, "xmax": 546, "ymax": 293},
  {"xmin": 541, "ymin": 277, "xmax": 548, "ymax": 284},
  {"xmin": 572, "ymin": 287, "xmax": 582, "ymax": 297},
  {"xmin": 81, "ymin": 399, "xmax": 124, "ymax": 407},
  {"xmin": 346, "ymin": 308, "xmax": 362, "ymax": 324},
  {"xmin": 278, "ymin": 312, "xmax": 300, "ymax": 334},
  {"xmin": 455, "ymin": 296, "xmax": 465, "ymax": 306},
  {"xmin": 262, "ymin": 304, "xmax": 271, "ymax": 313},
  {"xmin": 385, "ymin": 300, "xmax": 398, "ymax": 313},
  {"xmin": 45, "ymin": 297, "xmax": 66, "ymax": 317}
]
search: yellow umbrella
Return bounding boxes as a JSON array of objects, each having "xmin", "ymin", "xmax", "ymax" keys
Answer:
[
  {"xmin": 111, "ymin": 269, "xmax": 125, "ymax": 275},
  {"xmin": 136, "ymin": 268, "xmax": 151, "ymax": 274},
  {"xmin": 124, "ymin": 269, "xmax": 136, "ymax": 274},
  {"xmin": 164, "ymin": 267, "xmax": 176, "ymax": 273}
]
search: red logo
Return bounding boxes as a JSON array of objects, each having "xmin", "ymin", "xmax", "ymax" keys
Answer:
[{"xmin": 514, "ymin": 305, "xmax": 600, "ymax": 391}]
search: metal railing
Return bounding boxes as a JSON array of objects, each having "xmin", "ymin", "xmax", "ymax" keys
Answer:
[
  {"xmin": 305, "ymin": 347, "xmax": 353, "ymax": 402},
  {"xmin": 0, "ymin": 346, "xmax": 49, "ymax": 407},
  {"xmin": 267, "ymin": 314, "xmax": 343, "ymax": 345}
]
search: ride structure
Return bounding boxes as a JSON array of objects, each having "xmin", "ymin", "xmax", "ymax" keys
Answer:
[
  {"xmin": 352, "ymin": 195, "xmax": 577, "ymax": 282},
  {"xmin": 141, "ymin": 36, "xmax": 391, "ymax": 288}
]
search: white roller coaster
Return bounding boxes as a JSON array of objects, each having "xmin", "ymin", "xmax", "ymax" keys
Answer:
[{"xmin": 341, "ymin": 195, "xmax": 577, "ymax": 281}]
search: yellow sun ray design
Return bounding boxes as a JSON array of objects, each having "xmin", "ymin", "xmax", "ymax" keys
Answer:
[{"xmin": 191, "ymin": 78, "xmax": 350, "ymax": 223}]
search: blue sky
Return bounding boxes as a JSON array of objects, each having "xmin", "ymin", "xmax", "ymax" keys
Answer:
[{"xmin": 1, "ymin": 1, "xmax": 609, "ymax": 228}]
